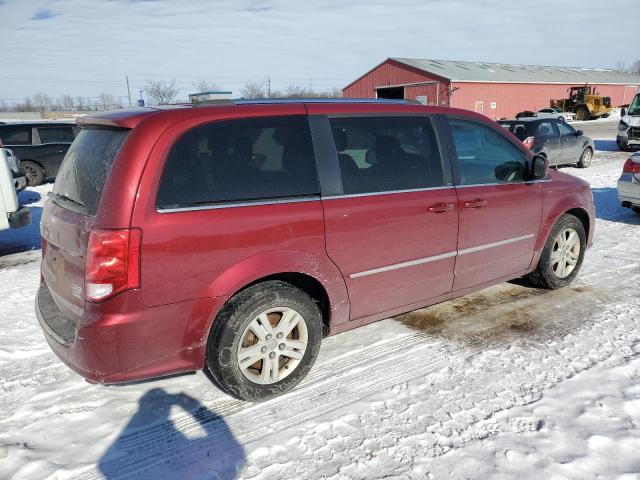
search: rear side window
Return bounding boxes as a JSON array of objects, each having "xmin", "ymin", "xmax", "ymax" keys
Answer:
[
  {"xmin": 498, "ymin": 122, "xmax": 530, "ymax": 140},
  {"xmin": 157, "ymin": 116, "xmax": 319, "ymax": 209},
  {"xmin": 38, "ymin": 126, "xmax": 77, "ymax": 143},
  {"xmin": 448, "ymin": 118, "xmax": 526, "ymax": 185},
  {"xmin": 535, "ymin": 121, "xmax": 558, "ymax": 137},
  {"xmin": 0, "ymin": 126, "xmax": 32, "ymax": 145},
  {"xmin": 53, "ymin": 128, "xmax": 129, "ymax": 215},
  {"xmin": 329, "ymin": 116, "xmax": 444, "ymax": 195}
]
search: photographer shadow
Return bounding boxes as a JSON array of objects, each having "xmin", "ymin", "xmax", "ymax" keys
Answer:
[{"xmin": 98, "ymin": 388, "xmax": 245, "ymax": 479}]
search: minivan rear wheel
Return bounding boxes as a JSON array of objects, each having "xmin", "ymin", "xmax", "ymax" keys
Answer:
[
  {"xmin": 205, "ymin": 280, "xmax": 322, "ymax": 402},
  {"xmin": 526, "ymin": 214, "xmax": 586, "ymax": 289}
]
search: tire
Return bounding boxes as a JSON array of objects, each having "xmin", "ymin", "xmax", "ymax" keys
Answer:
[
  {"xmin": 205, "ymin": 280, "xmax": 323, "ymax": 402},
  {"xmin": 632, "ymin": 206, "xmax": 640, "ymax": 215},
  {"xmin": 577, "ymin": 147, "xmax": 593, "ymax": 168},
  {"xmin": 527, "ymin": 214, "xmax": 586, "ymax": 289},
  {"xmin": 574, "ymin": 107, "xmax": 590, "ymax": 121},
  {"xmin": 617, "ymin": 139, "xmax": 630, "ymax": 152},
  {"xmin": 21, "ymin": 161, "xmax": 45, "ymax": 186}
]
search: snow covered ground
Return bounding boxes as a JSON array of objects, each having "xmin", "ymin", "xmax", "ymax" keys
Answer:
[{"xmin": 1, "ymin": 145, "xmax": 639, "ymax": 480}]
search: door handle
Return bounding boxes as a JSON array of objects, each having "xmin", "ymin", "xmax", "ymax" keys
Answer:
[
  {"xmin": 463, "ymin": 199, "xmax": 487, "ymax": 208},
  {"xmin": 427, "ymin": 202, "xmax": 454, "ymax": 213}
]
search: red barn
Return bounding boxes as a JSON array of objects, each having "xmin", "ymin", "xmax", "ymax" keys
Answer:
[{"xmin": 343, "ymin": 58, "xmax": 640, "ymax": 119}]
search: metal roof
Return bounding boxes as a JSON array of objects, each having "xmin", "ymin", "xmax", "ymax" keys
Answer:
[{"xmin": 391, "ymin": 58, "xmax": 640, "ymax": 85}]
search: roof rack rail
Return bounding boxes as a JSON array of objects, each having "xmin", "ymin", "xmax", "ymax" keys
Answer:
[{"xmin": 193, "ymin": 98, "xmax": 417, "ymax": 106}]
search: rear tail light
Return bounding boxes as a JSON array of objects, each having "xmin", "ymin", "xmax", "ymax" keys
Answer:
[
  {"xmin": 523, "ymin": 136, "xmax": 535, "ymax": 149},
  {"xmin": 622, "ymin": 158, "xmax": 640, "ymax": 175},
  {"xmin": 85, "ymin": 228, "xmax": 141, "ymax": 302}
]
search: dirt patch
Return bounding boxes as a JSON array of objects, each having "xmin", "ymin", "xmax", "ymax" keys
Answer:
[{"xmin": 395, "ymin": 283, "xmax": 599, "ymax": 347}]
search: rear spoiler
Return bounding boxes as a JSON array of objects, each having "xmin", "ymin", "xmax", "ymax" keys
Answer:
[{"xmin": 76, "ymin": 107, "xmax": 159, "ymax": 129}]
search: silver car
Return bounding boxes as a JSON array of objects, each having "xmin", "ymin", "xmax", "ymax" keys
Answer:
[
  {"xmin": 537, "ymin": 108, "xmax": 577, "ymax": 123},
  {"xmin": 618, "ymin": 152, "xmax": 640, "ymax": 213},
  {"xmin": 498, "ymin": 118, "xmax": 594, "ymax": 168}
]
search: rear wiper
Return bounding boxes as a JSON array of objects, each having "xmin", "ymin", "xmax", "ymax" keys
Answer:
[{"xmin": 50, "ymin": 192, "xmax": 86, "ymax": 209}]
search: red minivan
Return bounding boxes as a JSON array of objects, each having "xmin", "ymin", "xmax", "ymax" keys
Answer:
[{"xmin": 36, "ymin": 100, "xmax": 594, "ymax": 401}]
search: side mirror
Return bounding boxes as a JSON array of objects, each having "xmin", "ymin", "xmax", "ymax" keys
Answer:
[
  {"xmin": 621, "ymin": 107, "xmax": 626, "ymax": 117},
  {"xmin": 530, "ymin": 154, "xmax": 549, "ymax": 180},
  {"xmin": 575, "ymin": 130, "xmax": 583, "ymax": 136}
]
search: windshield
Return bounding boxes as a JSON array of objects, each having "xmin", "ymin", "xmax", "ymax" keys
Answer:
[
  {"xmin": 52, "ymin": 128, "xmax": 129, "ymax": 216},
  {"xmin": 629, "ymin": 94, "xmax": 640, "ymax": 116}
]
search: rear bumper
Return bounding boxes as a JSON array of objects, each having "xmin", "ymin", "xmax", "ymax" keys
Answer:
[
  {"xmin": 35, "ymin": 282, "xmax": 224, "ymax": 383},
  {"xmin": 13, "ymin": 174, "xmax": 27, "ymax": 192},
  {"xmin": 8, "ymin": 206, "xmax": 30, "ymax": 229},
  {"xmin": 618, "ymin": 174, "xmax": 640, "ymax": 207}
]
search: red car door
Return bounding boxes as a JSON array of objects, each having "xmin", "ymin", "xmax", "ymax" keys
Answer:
[
  {"xmin": 319, "ymin": 114, "xmax": 459, "ymax": 320},
  {"xmin": 445, "ymin": 117, "xmax": 542, "ymax": 291}
]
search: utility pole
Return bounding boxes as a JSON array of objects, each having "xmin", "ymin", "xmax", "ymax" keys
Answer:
[{"xmin": 126, "ymin": 75, "xmax": 132, "ymax": 107}]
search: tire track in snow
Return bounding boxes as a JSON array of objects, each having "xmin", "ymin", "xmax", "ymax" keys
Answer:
[{"xmin": 71, "ymin": 267, "xmax": 639, "ymax": 479}]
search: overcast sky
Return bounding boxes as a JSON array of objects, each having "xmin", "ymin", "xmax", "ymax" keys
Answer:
[{"xmin": 0, "ymin": 0, "xmax": 637, "ymax": 104}]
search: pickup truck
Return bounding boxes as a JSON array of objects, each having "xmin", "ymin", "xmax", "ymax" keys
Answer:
[
  {"xmin": 0, "ymin": 145, "xmax": 30, "ymax": 231},
  {"xmin": 0, "ymin": 122, "xmax": 78, "ymax": 186}
]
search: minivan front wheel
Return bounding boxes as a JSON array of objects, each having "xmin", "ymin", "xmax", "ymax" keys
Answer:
[
  {"xmin": 206, "ymin": 280, "xmax": 322, "ymax": 402},
  {"xmin": 527, "ymin": 214, "xmax": 586, "ymax": 289}
]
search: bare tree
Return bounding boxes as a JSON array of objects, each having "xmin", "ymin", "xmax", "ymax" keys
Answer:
[
  {"xmin": 240, "ymin": 80, "xmax": 267, "ymax": 99},
  {"xmin": 98, "ymin": 92, "xmax": 117, "ymax": 111},
  {"xmin": 60, "ymin": 94, "xmax": 75, "ymax": 110},
  {"xmin": 631, "ymin": 60, "xmax": 640, "ymax": 76},
  {"xmin": 32, "ymin": 92, "xmax": 52, "ymax": 113},
  {"xmin": 615, "ymin": 60, "xmax": 627, "ymax": 72},
  {"xmin": 192, "ymin": 79, "xmax": 222, "ymax": 93},
  {"xmin": 19, "ymin": 97, "xmax": 34, "ymax": 112},
  {"xmin": 144, "ymin": 79, "xmax": 180, "ymax": 104}
]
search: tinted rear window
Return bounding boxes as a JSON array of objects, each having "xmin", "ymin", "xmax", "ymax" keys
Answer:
[
  {"xmin": 53, "ymin": 128, "xmax": 129, "ymax": 216},
  {"xmin": 0, "ymin": 125, "xmax": 32, "ymax": 145},
  {"xmin": 38, "ymin": 126, "xmax": 77, "ymax": 143},
  {"xmin": 157, "ymin": 115, "xmax": 319, "ymax": 209}
]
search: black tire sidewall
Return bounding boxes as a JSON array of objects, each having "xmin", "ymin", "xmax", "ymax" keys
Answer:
[
  {"xmin": 206, "ymin": 281, "xmax": 322, "ymax": 402},
  {"xmin": 537, "ymin": 215, "xmax": 586, "ymax": 289}
]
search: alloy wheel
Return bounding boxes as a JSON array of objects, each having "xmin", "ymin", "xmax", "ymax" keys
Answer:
[
  {"xmin": 24, "ymin": 165, "xmax": 38, "ymax": 184},
  {"xmin": 550, "ymin": 227, "xmax": 580, "ymax": 278},
  {"xmin": 236, "ymin": 307, "xmax": 308, "ymax": 384}
]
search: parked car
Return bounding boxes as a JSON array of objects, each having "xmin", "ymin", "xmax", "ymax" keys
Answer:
[
  {"xmin": 0, "ymin": 122, "xmax": 79, "ymax": 186},
  {"xmin": 498, "ymin": 118, "xmax": 594, "ymax": 168},
  {"xmin": 35, "ymin": 100, "xmax": 594, "ymax": 402},
  {"xmin": 617, "ymin": 92, "xmax": 640, "ymax": 151},
  {"xmin": 3, "ymin": 147, "xmax": 27, "ymax": 192},
  {"xmin": 0, "ymin": 145, "xmax": 30, "ymax": 231},
  {"xmin": 618, "ymin": 152, "xmax": 640, "ymax": 213},
  {"xmin": 536, "ymin": 108, "xmax": 577, "ymax": 122}
]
